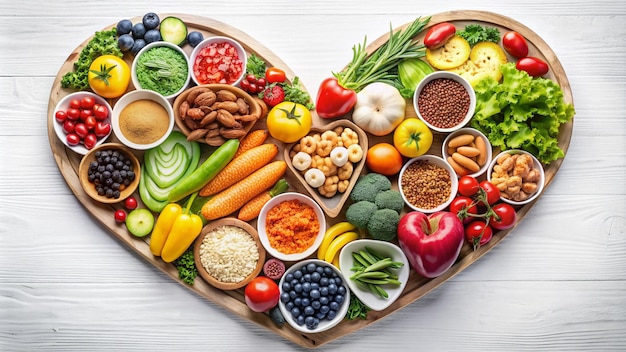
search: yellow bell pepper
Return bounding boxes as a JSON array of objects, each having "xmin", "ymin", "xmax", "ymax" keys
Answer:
[
  {"xmin": 150, "ymin": 203, "xmax": 183, "ymax": 256},
  {"xmin": 150, "ymin": 193, "xmax": 203, "ymax": 263}
]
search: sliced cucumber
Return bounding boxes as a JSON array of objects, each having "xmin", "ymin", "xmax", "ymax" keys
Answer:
[{"xmin": 160, "ymin": 16, "xmax": 188, "ymax": 46}]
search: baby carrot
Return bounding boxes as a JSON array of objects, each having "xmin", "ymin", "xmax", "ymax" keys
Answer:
[
  {"xmin": 201, "ymin": 161, "xmax": 287, "ymax": 220},
  {"xmin": 233, "ymin": 129, "xmax": 268, "ymax": 159},
  {"xmin": 237, "ymin": 178, "xmax": 289, "ymax": 221},
  {"xmin": 199, "ymin": 143, "xmax": 278, "ymax": 196}
]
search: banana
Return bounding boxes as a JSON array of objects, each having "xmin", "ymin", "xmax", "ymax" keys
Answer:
[
  {"xmin": 317, "ymin": 222, "xmax": 356, "ymax": 260},
  {"xmin": 324, "ymin": 231, "xmax": 359, "ymax": 263}
]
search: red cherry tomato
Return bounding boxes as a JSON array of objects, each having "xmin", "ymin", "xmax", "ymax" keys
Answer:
[
  {"xmin": 479, "ymin": 180, "xmax": 501, "ymax": 206},
  {"xmin": 74, "ymin": 123, "xmax": 89, "ymax": 139},
  {"xmin": 265, "ymin": 67, "xmax": 286, "ymax": 83},
  {"xmin": 84, "ymin": 116, "xmax": 97, "ymax": 131},
  {"xmin": 458, "ymin": 175, "xmax": 480, "ymax": 197},
  {"xmin": 449, "ymin": 196, "xmax": 478, "ymax": 224},
  {"xmin": 80, "ymin": 96, "xmax": 96, "ymax": 110},
  {"xmin": 490, "ymin": 203, "xmax": 517, "ymax": 230},
  {"xmin": 80, "ymin": 108, "xmax": 92, "ymax": 120},
  {"xmin": 124, "ymin": 197, "xmax": 138, "ymax": 210},
  {"xmin": 69, "ymin": 98, "xmax": 81, "ymax": 109},
  {"xmin": 516, "ymin": 57, "xmax": 549, "ymax": 77},
  {"xmin": 62, "ymin": 120, "xmax": 76, "ymax": 134},
  {"xmin": 465, "ymin": 220, "xmax": 493, "ymax": 249},
  {"xmin": 83, "ymin": 133, "xmax": 98, "ymax": 150},
  {"xmin": 246, "ymin": 73, "xmax": 257, "ymax": 83},
  {"xmin": 244, "ymin": 276, "xmax": 280, "ymax": 313},
  {"xmin": 239, "ymin": 79, "xmax": 250, "ymax": 91},
  {"xmin": 93, "ymin": 105, "xmax": 108, "ymax": 120},
  {"xmin": 502, "ymin": 31, "xmax": 529, "ymax": 59},
  {"xmin": 55, "ymin": 110, "xmax": 68, "ymax": 123},
  {"xmin": 94, "ymin": 122, "xmax": 111, "ymax": 138},
  {"xmin": 114, "ymin": 210, "xmax": 127, "ymax": 223},
  {"xmin": 423, "ymin": 22, "xmax": 457, "ymax": 49},
  {"xmin": 66, "ymin": 108, "xmax": 80, "ymax": 121},
  {"xmin": 66, "ymin": 133, "xmax": 81, "ymax": 146}
]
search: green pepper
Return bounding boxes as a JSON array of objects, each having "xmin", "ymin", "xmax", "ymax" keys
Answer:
[
  {"xmin": 167, "ymin": 138, "xmax": 240, "ymax": 203},
  {"xmin": 160, "ymin": 193, "xmax": 204, "ymax": 263}
]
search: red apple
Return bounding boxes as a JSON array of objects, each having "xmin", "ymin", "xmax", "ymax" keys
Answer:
[{"xmin": 397, "ymin": 211, "xmax": 465, "ymax": 278}]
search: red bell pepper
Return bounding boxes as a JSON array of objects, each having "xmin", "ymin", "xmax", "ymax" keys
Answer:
[{"xmin": 315, "ymin": 77, "xmax": 358, "ymax": 119}]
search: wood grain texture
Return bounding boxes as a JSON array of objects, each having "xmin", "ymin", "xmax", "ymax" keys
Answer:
[{"xmin": 1, "ymin": 0, "xmax": 625, "ymax": 351}]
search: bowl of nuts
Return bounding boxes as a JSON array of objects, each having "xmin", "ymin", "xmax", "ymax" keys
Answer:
[
  {"xmin": 487, "ymin": 149, "xmax": 545, "ymax": 205},
  {"xmin": 172, "ymin": 84, "xmax": 263, "ymax": 146},
  {"xmin": 413, "ymin": 71, "xmax": 476, "ymax": 133},
  {"xmin": 284, "ymin": 119, "xmax": 368, "ymax": 218},
  {"xmin": 398, "ymin": 155, "xmax": 458, "ymax": 213},
  {"xmin": 442, "ymin": 127, "xmax": 493, "ymax": 178}
]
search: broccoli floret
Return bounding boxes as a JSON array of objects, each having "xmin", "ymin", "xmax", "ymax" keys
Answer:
[
  {"xmin": 349, "ymin": 173, "xmax": 392, "ymax": 203},
  {"xmin": 367, "ymin": 208, "xmax": 400, "ymax": 241},
  {"xmin": 345, "ymin": 201, "xmax": 378, "ymax": 228},
  {"xmin": 374, "ymin": 190, "xmax": 404, "ymax": 214}
]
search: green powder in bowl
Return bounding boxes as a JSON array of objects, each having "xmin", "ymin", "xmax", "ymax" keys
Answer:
[{"xmin": 133, "ymin": 42, "xmax": 190, "ymax": 99}]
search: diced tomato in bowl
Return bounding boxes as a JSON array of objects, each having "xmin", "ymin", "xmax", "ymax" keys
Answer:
[{"xmin": 190, "ymin": 36, "xmax": 246, "ymax": 86}]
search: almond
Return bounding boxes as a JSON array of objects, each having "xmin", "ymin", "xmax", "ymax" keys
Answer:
[{"xmin": 194, "ymin": 91, "xmax": 217, "ymax": 106}]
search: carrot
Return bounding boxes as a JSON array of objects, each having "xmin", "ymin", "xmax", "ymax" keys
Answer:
[
  {"xmin": 201, "ymin": 160, "xmax": 287, "ymax": 220},
  {"xmin": 237, "ymin": 178, "xmax": 289, "ymax": 221},
  {"xmin": 199, "ymin": 143, "xmax": 278, "ymax": 196},
  {"xmin": 233, "ymin": 129, "xmax": 268, "ymax": 159}
]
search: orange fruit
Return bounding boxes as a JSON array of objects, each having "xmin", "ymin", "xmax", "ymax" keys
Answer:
[{"xmin": 366, "ymin": 143, "xmax": 403, "ymax": 176}]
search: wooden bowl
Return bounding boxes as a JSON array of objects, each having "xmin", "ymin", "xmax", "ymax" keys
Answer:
[
  {"xmin": 78, "ymin": 143, "xmax": 140, "ymax": 204},
  {"xmin": 172, "ymin": 84, "xmax": 262, "ymax": 146},
  {"xmin": 193, "ymin": 218, "xmax": 266, "ymax": 291},
  {"xmin": 283, "ymin": 119, "xmax": 368, "ymax": 218}
]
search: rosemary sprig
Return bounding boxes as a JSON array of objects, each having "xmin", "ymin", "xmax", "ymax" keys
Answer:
[{"xmin": 334, "ymin": 16, "xmax": 430, "ymax": 92}]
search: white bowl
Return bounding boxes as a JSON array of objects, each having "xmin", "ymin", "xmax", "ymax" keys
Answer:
[
  {"xmin": 111, "ymin": 90, "xmax": 174, "ymax": 150},
  {"xmin": 487, "ymin": 149, "xmax": 545, "ymax": 205},
  {"xmin": 278, "ymin": 259, "xmax": 349, "ymax": 333},
  {"xmin": 398, "ymin": 155, "xmax": 458, "ymax": 213},
  {"xmin": 131, "ymin": 41, "xmax": 191, "ymax": 101},
  {"xmin": 257, "ymin": 192, "xmax": 326, "ymax": 262},
  {"xmin": 413, "ymin": 71, "xmax": 476, "ymax": 133},
  {"xmin": 338, "ymin": 239, "xmax": 409, "ymax": 311},
  {"xmin": 189, "ymin": 36, "xmax": 247, "ymax": 87},
  {"xmin": 442, "ymin": 127, "xmax": 493, "ymax": 178},
  {"xmin": 52, "ymin": 91, "xmax": 112, "ymax": 155}
]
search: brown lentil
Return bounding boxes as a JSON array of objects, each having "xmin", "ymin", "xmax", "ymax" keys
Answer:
[
  {"xmin": 400, "ymin": 160, "xmax": 452, "ymax": 209},
  {"xmin": 418, "ymin": 78, "xmax": 470, "ymax": 129}
]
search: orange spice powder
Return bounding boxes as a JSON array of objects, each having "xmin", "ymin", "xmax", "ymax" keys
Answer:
[{"xmin": 265, "ymin": 199, "xmax": 320, "ymax": 254}]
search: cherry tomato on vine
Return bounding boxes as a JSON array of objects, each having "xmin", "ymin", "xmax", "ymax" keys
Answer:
[
  {"xmin": 265, "ymin": 67, "xmax": 286, "ymax": 83},
  {"xmin": 458, "ymin": 175, "xmax": 480, "ymax": 197},
  {"xmin": 244, "ymin": 276, "xmax": 280, "ymax": 312},
  {"xmin": 479, "ymin": 180, "xmax": 501, "ymax": 206},
  {"xmin": 490, "ymin": 203, "xmax": 517, "ymax": 230},
  {"xmin": 450, "ymin": 196, "xmax": 478, "ymax": 224},
  {"xmin": 502, "ymin": 31, "xmax": 529, "ymax": 59},
  {"xmin": 465, "ymin": 220, "xmax": 493, "ymax": 249}
]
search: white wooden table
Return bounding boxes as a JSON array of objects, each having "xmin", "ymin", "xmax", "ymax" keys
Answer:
[{"xmin": 1, "ymin": 1, "xmax": 625, "ymax": 351}]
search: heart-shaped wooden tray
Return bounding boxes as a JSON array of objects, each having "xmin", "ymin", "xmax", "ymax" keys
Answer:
[{"xmin": 47, "ymin": 11, "xmax": 573, "ymax": 349}]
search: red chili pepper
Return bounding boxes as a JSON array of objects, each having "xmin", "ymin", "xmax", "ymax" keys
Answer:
[{"xmin": 315, "ymin": 77, "xmax": 358, "ymax": 119}]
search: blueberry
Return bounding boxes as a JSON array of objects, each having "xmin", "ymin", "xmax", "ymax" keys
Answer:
[
  {"xmin": 306, "ymin": 263, "xmax": 317, "ymax": 273},
  {"xmin": 319, "ymin": 305, "xmax": 330, "ymax": 314},
  {"xmin": 335, "ymin": 294, "xmax": 345, "ymax": 304},
  {"xmin": 294, "ymin": 283, "xmax": 302, "ymax": 293},
  {"xmin": 280, "ymin": 292, "xmax": 290, "ymax": 303},
  {"xmin": 301, "ymin": 298, "xmax": 310, "ymax": 307},
  {"xmin": 285, "ymin": 301, "xmax": 294, "ymax": 310},
  {"xmin": 116, "ymin": 19, "xmax": 133, "ymax": 35},
  {"xmin": 116, "ymin": 34, "xmax": 134, "ymax": 52},
  {"xmin": 142, "ymin": 12, "xmax": 160, "ymax": 30},
  {"xmin": 290, "ymin": 307, "xmax": 300, "ymax": 318},
  {"xmin": 310, "ymin": 289, "xmax": 320, "ymax": 299},
  {"xmin": 328, "ymin": 283, "xmax": 338, "ymax": 295},
  {"xmin": 285, "ymin": 273, "xmax": 293, "ymax": 282},
  {"xmin": 130, "ymin": 38, "xmax": 146, "ymax": 56},
  {"xmin": 296, "ymin": 315, "xmax": 305, "ymax": 326},
  {"xmin": 320, "ymin": 277, "xmax": 329, "ymax": 286},
  {"xmin": 329, "ymin": 301, "xmax": 339, "ymax": 311},
  {"xmin": 316, "ymin": 266, "xmax": 325, "ymax": 274},
  {"xmin": 293, "ymin": 297, "xmax": 301, "ymax": 307},
  {"xmin": 303, "ymin": 306, "xmax": 314, "ymax": 316},
  {"xmin": 311, "ymin": 300, "xmax": 321, "ymax": 309},
  {"xmin": 337, "ymin": 285, "xmax": 346, "ymax": 296},
  {"xmin": 303, "ymin": 273, "xmax": 311, "ymax": 282},
  {"xmin": 302, "ymin": 282, "xmax": 311, "ymax": 293},
  {"xmin": 281, "ymin": 282, "xmax": 291, "ymax": 291},
  {"xmin": 132, "ymin": 23, "xmax": 146, "ymax": 39},
  {"xmin": 311, "ymin": 272, "xmax": 321, "ymax": 282},
  {"xmin": 320, "ymin": 287, "xmax": 329, "ymax": 296},
  {"xmin": 305, "ymin": 316, "xmax": 315, "ymax": 328},
  {"xmin": 324, "ymin": 266, "xmax": 333, "ymax": 276},
  {"xmin": 187, "ymin": 31, "xmax": 204, "ymax": 47},
  {"xmin": 327, "ymin": 310, "xmax": 337, "ymax": 320},
  {"xmin": 144, "ymin": 29, "xmax": 161, "ymax": 43},
  {"xmin": 293, "ymin": 270, "xmax": 302, "ymax": 279},
  {"xmin": 319, "ymin": 296, "xmax": 329, "ymax": 305}
]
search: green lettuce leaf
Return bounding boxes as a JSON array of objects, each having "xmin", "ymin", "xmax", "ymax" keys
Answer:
[{"xmin": 470, "ymin": 63, "xmax": 575, "ymax": 164}]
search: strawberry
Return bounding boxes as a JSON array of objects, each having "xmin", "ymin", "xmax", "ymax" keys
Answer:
[{"xmin": 262, "ymin": 84, "xmax": 285, "ymax": 107}]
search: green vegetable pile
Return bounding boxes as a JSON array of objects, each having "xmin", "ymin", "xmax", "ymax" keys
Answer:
[
  {"xmin": 350, "ymin": 246, "xmax": 404, "ymax": 299},
  {"xmin": 470, "ymin": 63, "xmax": 575, "ymax": 164},
  {"xmin": 136, "ymin": 46, "xmax": 189, "ymax": 96},
  {"xmin": 346, "ymin": 295, "xmax": 371, "ymax": 320},
  {"xmin": 61, "ymin": 28, "xmax": 123, "ymax": 90},
  {"xmin": 456, "ymin": 24, "xmax": 501, "ymax": 47},
  {"xmin": 173, "ymin": 248, "xmax": 198, "ymax": 285},
  {"xmin": 346, "ymin": 173, "xmax": 403, "ymax": 241}
]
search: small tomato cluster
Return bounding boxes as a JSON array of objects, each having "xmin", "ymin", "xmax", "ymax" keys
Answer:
[
  {"xmin": 55, "ymin": 95, "xmax": 111, "ymax": 150},
  {"xmin": 450, "ymin": 175, "xmax": 517, "ymax": 250}
]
